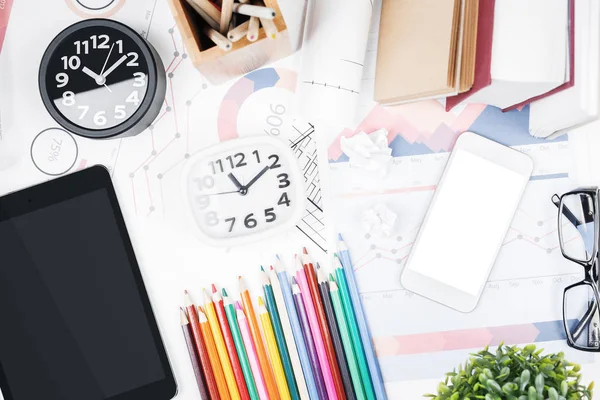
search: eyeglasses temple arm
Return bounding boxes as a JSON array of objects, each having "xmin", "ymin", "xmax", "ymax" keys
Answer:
[{"xmin": 552, "ymin": 194, "xmax": 583, "ymax": 227}]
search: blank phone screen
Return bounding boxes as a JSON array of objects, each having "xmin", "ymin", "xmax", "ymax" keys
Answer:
[
  {"xmin": 0, "ymin": 189, "xmax": 165, "ymax": 400},
  {"xmin": 407, "ymin": 149, "xmax": 528, "ymax": 295}
]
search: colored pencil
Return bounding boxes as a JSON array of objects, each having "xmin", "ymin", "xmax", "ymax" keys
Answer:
[
  {"xmin": 294, "ymin": 256, "xmax": 339, "ymax": 400},
  {"xmin": 203, "ymin": 26, "xmax": 233, "ymax": 51},
  {"xmin": 333, "ymin": 255, "xmax": 376, "ymax": 400},
  {"xmin": 258, "ymin": 296, "xmax": 291, "ymax": 400},
  {"xmin": 260, "ymin": 17, "xmax": 278, "ymax": 40},
  {"xmin": 184, "ymin": 293, "xmax": 220, "ymax": 400},
  {"xmin": 316, "ymin": 266, "xmax": 356, "ymax": 400},
  {"xmin": 262, "ymin": 268, "xmax": 300, "ymax": 400},
  {"xmin": 269, "ymin": 262, "xmax": 311, "ymax": 400},
  {"xmin": 185, "ymin": 0, "xmax": 221, "ymax": 31},
  {"xmin": 213, "ymin": 285, "xmax": 251, "ymax": 400},
  {"xmin": 228, "ymin": 20, "xmax": 250, "ymax": 42},
  {"xmin": 189, "ymin": 0, "xmax": 222, "ymax": 22},
  {"xmin": 237, "ymin": 302, "xmax": 270, "ymax": 400},
  {"xmin": 247, "ymin": 17, "xmax": 259, "ymax": 42},
  {"xmin": 337, "ymin": 236, "xmax": 385, "ymax": 399},
  {"xmin": 240, "ymin": 277, "xmax": 281, "ymax": 400},
  {"xmin": 302, "ymin": 251, "xmax": 346, "ymax": 400},
  {"xmin": 181, "ymin": 308, "xmax": 211, "ymax": 399},
  {"xmin": 329, "ymin": 276, "xmax": 366, "ymax": 400},
  {"xmin": 292, "ymin": 278, "xmax": 329, "ymax": 400},
  {"xmin": 232, "ymin": 3, "xmax": 276, "ymax": 19},
  {"xmin": 275, "ymin": 257, "xmax": 321, "ymax": 400},
  {"xmin": 220, "ymin": 0, "xmax": 234, "ymax": 34},
  {"xmin": 199, "ymin": 305, "xmax": 232, "ymax": 400},
  {"xmin": 204, "ymin": 289, "xmax": 241, "ymax": 400},
  {"xmin": 224, "ymin": 290, "xmax": 260, "ymax": 400}
]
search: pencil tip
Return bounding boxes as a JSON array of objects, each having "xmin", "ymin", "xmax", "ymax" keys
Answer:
[
  {"xmin": 270, "ymin": 265, "xmax": 274, "ymax": 271},
  {"xmin": 260, "ymin": 265, "xmax": 265, "ymax": 272},
  {"xmin": 329, "ymin": 273, "xmax": 335, "ymax": 281},
  {"xmin": 184, "ymin": 289, "xmax": 189, "ymax": 294},
  {"xmin": 338, "ymin": 233, "xmax": 344, "ymax": 241},
  {"xmin": 276, "ymin": 254, "xmax": 281, "ymax": 260},
  {"xmin": 222, "ymin": 288, "xmax": 228, "ymax": 297},
  {"xmin": 302, "ymin": 247, "xmax": 308, "ymax": 254},
  {"xmin": 292, "ymin": 276, "xmax": 298, "ymax": 284},
  {"xmin": 235, "ymin": 301, "xmax": 243, "ymax": 310},
  {"xmin": 258, "ymin": 296, "xmax": 264, "ymax": 306},
  {"xmin": 211, "ymin": 283, "xmax": 217, "ymax": 293}
]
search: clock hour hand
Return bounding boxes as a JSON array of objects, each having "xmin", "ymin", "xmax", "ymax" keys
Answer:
[
  {"xmin": 102, "ymin": 54, "xmax": 128, "ymax": 78},
  {"xmin": 227, "ymin": 173, "xmax": 244, "ymax": 191},
  {"xmin": 82, "ymin": 66, "xmax": 105, "ymax": 85},
  {"xmin": 244, "ymin": 165, "xmax": 270, "ymax": 191}
]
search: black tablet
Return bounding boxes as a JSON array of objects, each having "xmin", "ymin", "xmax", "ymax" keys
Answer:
[{"xmin": 0, "ymin": 166, "xmax": 177, "ymax": 400}]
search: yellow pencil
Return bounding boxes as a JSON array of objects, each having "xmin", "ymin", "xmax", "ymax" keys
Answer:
[
  {"xmin": 204, "ymin": 289, "xmax": 241, "ymax": 400},
  {"xmin": 260, "ymin": 17, "xmax": 278, "ymax": 40},
  {"xmin": 258, "ymin": 296, "xmax": 291, "ymax": 400},
  {"xmin": 198, "ymin": 306, "xmax": 231, "ymax": 400}
]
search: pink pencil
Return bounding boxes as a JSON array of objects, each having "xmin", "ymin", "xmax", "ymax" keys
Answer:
[
  {"xmin": 236, "ymin": 301, "xmax": 270, "ymax": 400},
  {"xmin": 294, "ymin": 255, "xmax": 339, "ymax": 400}
]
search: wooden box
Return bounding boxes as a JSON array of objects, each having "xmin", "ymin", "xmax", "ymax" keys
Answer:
[{"xmin": 168, "ymin": 0, "xmax": 293, "ymax": 84}]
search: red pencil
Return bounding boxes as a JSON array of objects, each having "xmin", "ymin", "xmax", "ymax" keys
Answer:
[
  {"xmin": 302, "ymin": 248, "xmax": 347, "ymax": 400},
  {"xmin": 212, "ymin": 284, "xmax": 251, "ymax": 400},
  {"xmin": 184, "ymin": 291, "xmax": 220, "ymax": 399}
]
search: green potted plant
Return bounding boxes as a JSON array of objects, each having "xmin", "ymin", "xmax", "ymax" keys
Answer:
[{"xmin": 426, "ymin": 343, "xmax": 594, "ymax": 400}]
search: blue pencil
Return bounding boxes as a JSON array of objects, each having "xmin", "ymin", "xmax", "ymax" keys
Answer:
[
  {"xmin": 292, "ymin": 277, "xmax": 329, "ymax": 400},
  {"xmin": 261, "ymin": 267, "xmax": 300, "ymax": 400},
  {"xmin": 275, "ymin": 257, "xmax": 321, "ymax": 400},
  {"xmin": 337, "ymin": 234, "xmax": 387, "ymax": 400}
]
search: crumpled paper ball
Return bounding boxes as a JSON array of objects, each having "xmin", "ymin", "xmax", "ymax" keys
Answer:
[
  {"xmin": 340, "ymin": 128, "xmax": 392, "ymax": 174},
  {"xmin": 362, "ymin": 203, "xmax": 397, "ymax": 238}
]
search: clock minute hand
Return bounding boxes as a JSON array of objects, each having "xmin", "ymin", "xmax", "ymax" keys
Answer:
[
  {"xmin": 244, "ymin": 165, "xmax": 270, "ymax": 191},
  {"xmin": 102, "ymin": 54, "xmax": 128, "ymax": 78}
]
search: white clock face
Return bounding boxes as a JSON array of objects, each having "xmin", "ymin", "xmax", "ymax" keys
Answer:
[{"xmin": 184, "ymin": 137, "xmax": 305, "ymax": 245}]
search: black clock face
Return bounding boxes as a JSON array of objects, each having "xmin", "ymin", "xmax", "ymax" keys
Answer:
[{"xmin": 43, "ymin": 24, "xmax": 150, "ymax": 131}]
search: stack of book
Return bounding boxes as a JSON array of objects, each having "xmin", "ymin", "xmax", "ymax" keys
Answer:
[
  {"xmin": 374, "ymin": 0, "xmax": 600, "ymax": 139},
  {"xmin": 375, "ymin": 0, "xmax": 479, "ymax": 105}
]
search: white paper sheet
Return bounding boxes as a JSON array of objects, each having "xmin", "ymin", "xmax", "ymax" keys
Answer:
[{"xmin": 295, "ymin": 0, "xmax": 373, "ymax": 128}]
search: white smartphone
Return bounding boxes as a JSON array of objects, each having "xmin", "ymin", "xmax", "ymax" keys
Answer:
[{"xmin": 401, "ymin": 132, "xmax": 533, "ymax": 312}]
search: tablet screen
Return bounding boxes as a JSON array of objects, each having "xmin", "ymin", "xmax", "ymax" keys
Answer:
[{"xmin": 0, "ymin": 187, "xmax": 166, "ymax": 400}]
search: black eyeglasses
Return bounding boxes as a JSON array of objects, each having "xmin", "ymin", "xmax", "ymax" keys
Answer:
[{"xmin": 552, "ymin": 188, "xmax": 600, "ymax": 352}]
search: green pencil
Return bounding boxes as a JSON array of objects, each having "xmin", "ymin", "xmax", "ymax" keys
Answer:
[
  {"xmin": 334, "ymin": 255, "xmax": 376, "ymax": 399},
  {"xmin": 261, "ymin": 267, "xmax": 300, "ymax": 400},
  {"xmin": 330, "ymin": 275, "xmax": 367, "ymax": 400},
  {"xmin": 223, "ymin": 289, "xmax": 260, "ymax": 400}
]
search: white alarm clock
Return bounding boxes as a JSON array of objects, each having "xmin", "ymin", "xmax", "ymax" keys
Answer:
[{"xmin": 183, "ymin": 136, "xmax": 305, "ymax": 246}]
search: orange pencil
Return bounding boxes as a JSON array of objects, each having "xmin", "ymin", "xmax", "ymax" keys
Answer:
[
  {"xmin": 239, "ymin": 276, "xmax": 280, "ymax": 400},
  {"xmin": 199, "ymin": 305, "xmax": 232, "ymax": 400},
  {"xmin": 212, "ymin": 284, "xmax": 251, "ymax": 400},
  {"xmin": 302, "ymin": 249, "xmax": 347, "ymax": 400},
  {"xmin": 184, "ymin": 293, "xmax": 220, "ymax": 399}
]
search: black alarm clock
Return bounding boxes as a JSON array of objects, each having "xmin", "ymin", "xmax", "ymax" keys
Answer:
[{"xmin": 39, "ymin": 19, "xmax": 166, "ymax": 139}]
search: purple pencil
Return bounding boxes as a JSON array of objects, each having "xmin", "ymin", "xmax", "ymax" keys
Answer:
[{"xmin": 292, "ymin": 277, "xmax": 328, "ymax": 400}]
